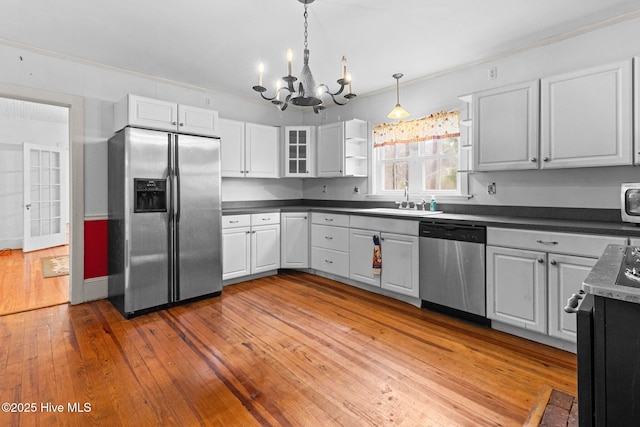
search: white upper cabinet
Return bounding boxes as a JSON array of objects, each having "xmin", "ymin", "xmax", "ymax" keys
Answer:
[
  {"xmin": 178, "ymin": 104, "xmax": 219, "ymax": 137},
  {"xmin": 218, "ymin": 119, "xmax": 279, "ymax": 178},
  {"xmin": 114, "ymin": 94, "xmax": 218, "ymax": 137},
  {"xmin": 245, "ymin": 123, "xmax": 280, "ymax": 178},
  {"xmin": 283, "ymin": 126, "xmax": 315, "ymax": 177},
  {"xmin": 473, "ymin": 80, "xmax": 540, "ymax": 171},
  {"xmin": 541, "ymin": 59, "xmax": 632, "ymax": 169},
  {"xmin": 218, "ymin": 118, "xmax": 246, "ymax": 178},
  {"xmin": 317, "ymin": 119, "xmax": 368, "ymax": 177},
  {"xmin": 317, "ymin": 122, "xmax": 345, "ymax": 177}
]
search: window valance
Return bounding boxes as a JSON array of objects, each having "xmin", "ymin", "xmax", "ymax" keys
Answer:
[{"xmin": 373, "ymin": 110, "xmax": 460, "ymax": 147}]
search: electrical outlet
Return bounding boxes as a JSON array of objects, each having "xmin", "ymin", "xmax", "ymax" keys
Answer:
[
  {"xmin": 488, "ymin": 182, "xmax": 497, "ymax": 195},
  {"xmin": 205, "ymin": 97, "xmax": 211, "ymax": 107},
  {"xmin": 488, "ymin": 67, "xmax": 497, "ymax": 80},
  {"xmin": 322, "ymin": 185, "xmax": 328, "ymax": 194}
]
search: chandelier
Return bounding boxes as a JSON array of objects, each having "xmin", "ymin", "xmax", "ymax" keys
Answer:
[{"xmin": 252, "ymin": 0, "xmax": 356, "ymax": 113}]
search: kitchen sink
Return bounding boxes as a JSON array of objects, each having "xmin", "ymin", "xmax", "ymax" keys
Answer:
[{"xmin": 359, "ymin": 208, "xmax": 442, "ymax": 217}]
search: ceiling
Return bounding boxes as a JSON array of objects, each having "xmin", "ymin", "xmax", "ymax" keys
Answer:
[{"xmin": 2, "ymin": 0, "xmax": 640, "ymax": 103}]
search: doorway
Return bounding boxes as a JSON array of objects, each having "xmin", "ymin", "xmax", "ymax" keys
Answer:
[{"xmin": 0, "ymin": 97, "xmax": 73, "ymax": 315}]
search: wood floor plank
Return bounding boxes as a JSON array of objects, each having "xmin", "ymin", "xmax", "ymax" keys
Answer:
[
  {"xmin": 0, "ymin": 271, "xmax": 576, "ymax": 426},
  {"xmin": 0, "ymin": 246, "xmax": 69, "ymax": 316}
]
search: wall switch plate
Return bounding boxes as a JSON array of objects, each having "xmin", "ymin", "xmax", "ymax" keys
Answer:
[
  {"xmin": 488, "ymin": 67, "xmax": 497, "ymax": 80},
  {"xmin": 353, "ymin": 186, "xmax": 359, "ymax": 194},
  {"xmin": 488, "ymin": 182, "xmax": 497, "ymax": 195}
]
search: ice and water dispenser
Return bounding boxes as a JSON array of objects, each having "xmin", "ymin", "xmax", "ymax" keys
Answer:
[{"xmin": 134, "ymin": 179, "xmax": 167, "ymax": 213}]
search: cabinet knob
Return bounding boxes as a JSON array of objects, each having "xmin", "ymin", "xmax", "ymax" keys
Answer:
[
  {"xmin": 172, "ymin": 121, "xmax": 177, "ymax": 125},
  {"xmin": 246, "ymin": 231, "xmax": 251, "ymax": 234},
  {"xmin": 537, "ymin": 258, "xmax": 544, "ymax": 263},
  {"xmin": 530, "ymin": 157, "xmax": 537, "ymax": 162},
  {"xmin": 550, "ymin": 259, "xmax": 557, "ymax": 265},
  {"xmin": 543, "ymin": 157, "xmax": 550, "ymax": 162},
  {"xmin": 179, "ymin": 122, "xmax": 184, "ymax": 127}
]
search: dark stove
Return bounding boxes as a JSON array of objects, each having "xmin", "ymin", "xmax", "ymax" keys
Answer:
[{"xmin": 616, "ymin": 246, "xmax": 640, "ymax": 288}]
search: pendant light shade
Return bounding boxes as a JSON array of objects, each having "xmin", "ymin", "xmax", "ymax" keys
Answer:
[{"xmin": 387, "ymin": 73, "xmax": 409, "ymax": 119}]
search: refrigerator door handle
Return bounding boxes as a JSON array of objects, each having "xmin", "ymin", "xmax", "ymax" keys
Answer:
[{"xmin": 173, "ymin": 135, "xmax": 181, "ymax": 301}]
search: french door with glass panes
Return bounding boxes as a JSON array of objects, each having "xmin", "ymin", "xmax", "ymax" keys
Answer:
[{"xmin": 23, "ymin": 143, "xmax": 66, "ymax": 252}]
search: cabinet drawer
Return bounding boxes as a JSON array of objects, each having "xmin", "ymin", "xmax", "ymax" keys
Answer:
[
  {"xmin": 487, "ymin": 227, "xmax": 627, "ymax": 258},
  {"xmin": 311, "ymin": 247, "xmax": 349, "ymax": 277},
  {"xmin": 311, "ymin": 212, "xmax": 349, "ymax": 227},
  {"xmin": 251, "ymin": 212, "xmax": 280, "ymax": 226},
  {"xmin": 311, "ymin": 224, "xmax": 350, "ymax": 251},
  {"xmin": 222, "ymin": 215, "xmax": 250, "ymax": 229}
]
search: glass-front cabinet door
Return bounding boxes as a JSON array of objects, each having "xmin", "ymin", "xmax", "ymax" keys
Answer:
[{"xmin": 284, "ymin": 126, "xmax": 314, "ymax": 177}]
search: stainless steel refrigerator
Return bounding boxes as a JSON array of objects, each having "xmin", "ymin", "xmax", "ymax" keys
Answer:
[{"xmin": 108, "ymin": 126, "xmax": 222, "ymax": 318}]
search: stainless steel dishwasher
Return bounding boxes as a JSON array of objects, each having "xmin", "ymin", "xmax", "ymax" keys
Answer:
[{"xmin": 419, "ymin": 221, "xmax": 488, "ymax": 324}]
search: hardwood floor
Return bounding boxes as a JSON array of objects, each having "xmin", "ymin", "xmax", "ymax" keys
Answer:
[
  {"xmin": 0, "ymin": 245, "xmax": 69, "ymax": 316},
  {"xmin": 0, "ymin": 271, "xmax": 576, "ymax": 426}
]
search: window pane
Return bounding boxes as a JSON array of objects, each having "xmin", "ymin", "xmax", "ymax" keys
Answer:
[
  {"xmin": 396, "ymin": 143, "xmax": 410, "ymax": 158},
  {"xmin": 440, "ymin": 158, "xmax": 458, "ymax": 190},
  {"xmin": 440, "ymin": 138, "xmax": 458, "ymax": 155},
  {"xmin": 395, "ymin": 162, "xmax": 409, "ymax": 190},
  {"xmin": 383, "ymin": 144, "xmax": 395, "ymax": 160},
  {"xmin": 423, "ymin": 140, "xmax": 438, "ymax": 156},
  {"xmin": 424, "ymin": 159, "xmax": 438, "ymax": 190},
  {"xmin": 383, "ymin": 163, "xmax": 395, "ymax": 190},
  {"xmin": 382, "ymin": 161, "xmax": 409, "ymax": 191}
]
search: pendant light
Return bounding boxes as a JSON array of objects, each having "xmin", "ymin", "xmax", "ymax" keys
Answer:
[{"xmin": 387, "ymin": 73, "xmax": 409, "ymax": 119}]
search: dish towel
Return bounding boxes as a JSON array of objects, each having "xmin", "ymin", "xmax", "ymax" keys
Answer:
[{"xmin": 372, "ymin": 235, "xmax": 382, "ymax": 275}]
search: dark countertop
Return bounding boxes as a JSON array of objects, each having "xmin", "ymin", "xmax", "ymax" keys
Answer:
[
  {"xmin": 222, "ymin": 205, "xmax": 640, "ymax": 238},
  {"xmin": 583, "ymin": 244, "xmax": 640, "ymax": 304}
]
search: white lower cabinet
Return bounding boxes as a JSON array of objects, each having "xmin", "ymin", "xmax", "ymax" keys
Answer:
[
  {"xmin": 310, "ymin": 213, "xmax": 350, "ymax": 277},
  {"xmin": 222, "ymin": 213, "xmax": 280, "ymax": 282},
  {"xmin": 280, "ymin": 212, "xmax": 309, "ymax": 269},
  {"xmin": 547, "ymin": 254, "xmax": 597, "ymax": 342},
  {"xmin": 486, "ymin": 228, "xmax": 626, "ymax": 344},
  {"xmin": 349, "ymin": 228, "xmax": 419, "ymax": 298}
]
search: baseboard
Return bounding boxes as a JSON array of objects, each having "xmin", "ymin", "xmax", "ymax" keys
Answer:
[
  {"xmin": 83, "ymin": 276, "xmax": 108, "ymax": 302},
  {"xmin": 0, "ymin": 238, "xmax": 21, "ymax": 250},
  {"xmin": 491, "ymin": 321, "xmax": 577, "ymax": 353}
]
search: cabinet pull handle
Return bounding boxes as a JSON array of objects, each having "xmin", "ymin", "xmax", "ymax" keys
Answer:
[
  {"xmin": 325, "ymin": 218, "xmax": 333, "ymax": 222},
  {"xmin": 543, "ymin": 157, "xmax": 550, "ymax": 162},
  {"xmin": 564, "ymin": 290, "xmax": 585, "ymax": 314},
  {"xmin": 325, "ymin": 259, "xmax": 333, "ymax": 264},
  {"xmin": 536, "ymin": 240, "xmax": 559, "ymax": 245},
  {"xmin": 550, "ymin": 259, "xmax": 557, "ymax": 265},
  {"xmin": 229, "ymin": 220, "xmax": 239, "ymax": 224},
  {"xmin": 537, "ymin": 258, "xmax": 544, "ymax": 263},
  {"xmin": 262, "ymin": 217, "xmax": 270, "ymax": 221},
  {"xmin": 530, "ymin": 157, "xmax": 537, "ymax": 162},
  {"xmin": 325, "ymin": 236, "xmax": 333, "ymax": 240}
]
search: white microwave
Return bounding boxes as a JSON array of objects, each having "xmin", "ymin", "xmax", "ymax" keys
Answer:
[{"xmin": 621, "ymin": 183, "xmax": 640, "ymax": 224}]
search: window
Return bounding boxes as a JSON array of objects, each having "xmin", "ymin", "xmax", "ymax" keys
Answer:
[{"xmin": 372, "ymin": 110, "xmax": 467, "ymax": 197}]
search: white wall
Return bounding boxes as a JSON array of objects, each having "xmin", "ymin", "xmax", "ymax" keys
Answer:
[
  {"xmin": 0, "ymin": 115, "xmax": 68, "ymax": 248},
  {"xmin": 302, "ymin": 14, "xmax": 640, "ymax": 209}
]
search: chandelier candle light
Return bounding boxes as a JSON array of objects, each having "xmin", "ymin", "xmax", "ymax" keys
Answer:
[{"xmin": 252, "ymin": 0, "xmax": 356, "ymax": 113}]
